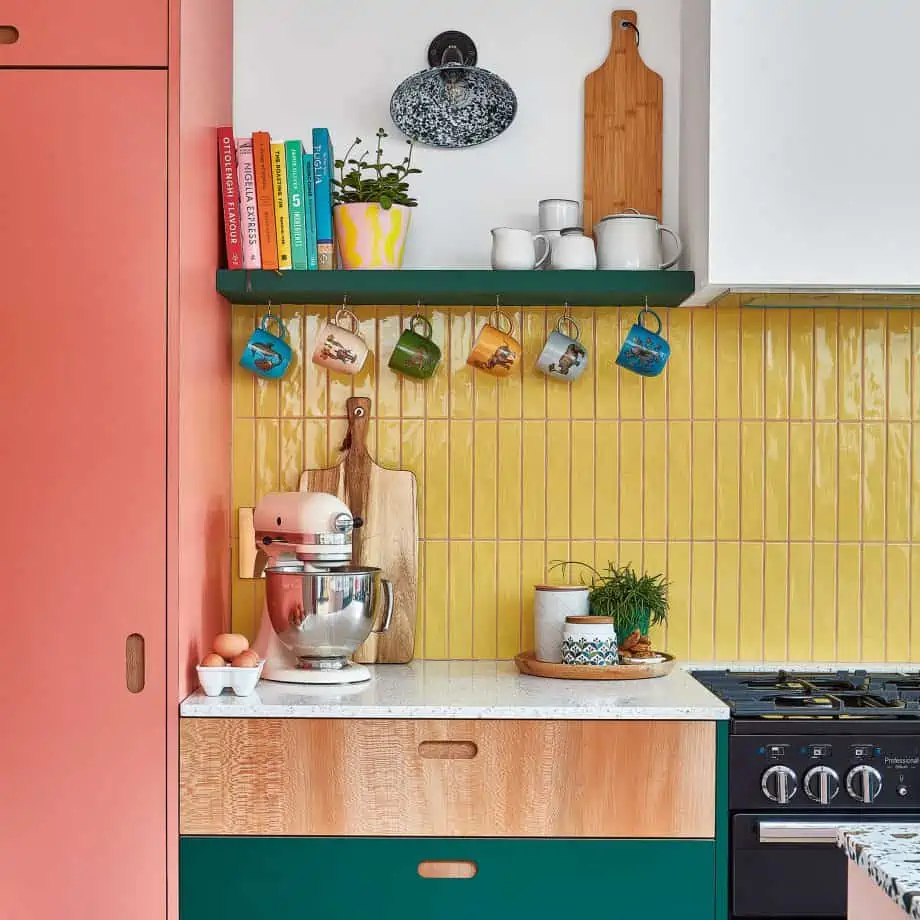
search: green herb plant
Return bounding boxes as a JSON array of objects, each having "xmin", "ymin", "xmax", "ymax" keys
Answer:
[
  {"xmin": 549, "ymin": 561, "xmax": 669, "ymax": 638},
  {"xmin": 333, "ymin": 129, "xmax": 420, "ymax": 210}
]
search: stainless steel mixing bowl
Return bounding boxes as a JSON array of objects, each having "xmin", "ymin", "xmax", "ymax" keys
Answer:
[{"xmin": 264, "ymin": 564, "xmax": 393, "ymax": 668}]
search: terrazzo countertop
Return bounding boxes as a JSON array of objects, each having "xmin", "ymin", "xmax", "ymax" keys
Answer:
[
  {"xmin": 180, "ymin": 659, "xmax": 729, "ymax": 720},
  {"xmin": 837, "ymin": 825, "xmax": 920, "ymax": 918}
]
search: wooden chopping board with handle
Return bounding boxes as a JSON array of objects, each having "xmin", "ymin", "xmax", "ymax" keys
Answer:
[
  {"xmin": 300, "ymin": 396, "xmax": 418, "ymax": 663},
  {"xmin": 583, "ymin": 9, "xmax": 663, "ymax": 231}
]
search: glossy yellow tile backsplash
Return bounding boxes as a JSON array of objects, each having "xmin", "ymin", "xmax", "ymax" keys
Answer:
[{"xmin": 231, "ymin": 304, "xmax": 920, "ymax": 662}]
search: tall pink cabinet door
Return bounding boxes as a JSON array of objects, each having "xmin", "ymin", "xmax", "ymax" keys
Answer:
[{"xmin": 0, "ymin": 70, "xmax": 166, "ymax": 919}]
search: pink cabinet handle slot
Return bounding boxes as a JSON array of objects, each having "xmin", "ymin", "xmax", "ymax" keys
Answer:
[{"xmin": 0, "ymin": 26, "xmax": 20, "ymax": 44}]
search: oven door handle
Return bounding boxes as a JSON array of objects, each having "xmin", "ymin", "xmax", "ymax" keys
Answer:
[{"xmin": 758, "ymin": 821, "xmax": 840, "ymax": 845}]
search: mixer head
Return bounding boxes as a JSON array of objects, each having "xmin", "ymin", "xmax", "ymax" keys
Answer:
[{"xmin": 253, "ymin": 491, "xmax": 355, "ymax": 566}]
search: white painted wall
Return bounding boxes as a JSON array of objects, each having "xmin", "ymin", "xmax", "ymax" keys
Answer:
[{"xmin": 234, "ymin": 0, "xmax": 682, "ymax": 268}]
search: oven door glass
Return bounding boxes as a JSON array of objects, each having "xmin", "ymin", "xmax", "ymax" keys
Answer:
[{"xmin": 732, "ymin": 812, "xmax": 919, "ymax": 919}]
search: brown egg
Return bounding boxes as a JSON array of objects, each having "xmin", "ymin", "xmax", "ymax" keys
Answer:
[
  {"xmin": 212, "ymin": 633, "xmax": 249, "ymax": 660},
  {"xmin": 231, "ymin": 650, "xmax": 260, "ymax": 668},
  {"xmin": 200, "ymin": 653, "xmax": 226, "ymax": 667}
]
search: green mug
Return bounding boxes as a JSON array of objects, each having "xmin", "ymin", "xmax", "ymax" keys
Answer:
[{"xmin": 388, "ymin": 315, "xmax": 441, "ymax": 379}]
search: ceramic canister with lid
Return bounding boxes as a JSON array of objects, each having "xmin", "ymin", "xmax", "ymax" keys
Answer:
[
  {"xmin": 533, "ymin": 585, "xmax": 589, "ymax": 662},
  {"xmin": 561, "ymin": 616, "xmax": 618, "ymax": 666}
]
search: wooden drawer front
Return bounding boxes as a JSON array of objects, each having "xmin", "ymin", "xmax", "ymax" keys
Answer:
[
  {"xmin": 180, "ymin": 719, "xmax": 716, "ymax": 837},
  {"xmin": 181, "ymin": 836, "xmax": 716, "ymax": 920}
]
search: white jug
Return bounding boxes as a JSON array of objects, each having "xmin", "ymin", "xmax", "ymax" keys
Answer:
[
  {"xmin": 594, "ymin": 209, "xmax": 682, "ymax": 270},
  {"xmin": 491, "ymin": 227, "xmax": 550, "ymax": 270}
]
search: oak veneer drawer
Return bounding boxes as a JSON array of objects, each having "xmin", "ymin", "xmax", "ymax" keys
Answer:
[{"xmin": 180, "ymin": 718, "xmax": 715, "ymax": 838}]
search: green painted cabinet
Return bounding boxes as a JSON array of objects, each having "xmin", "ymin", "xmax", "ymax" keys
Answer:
[{"xmin": 181, "ymin": 836, "xmax": 717, "ymax": 920}]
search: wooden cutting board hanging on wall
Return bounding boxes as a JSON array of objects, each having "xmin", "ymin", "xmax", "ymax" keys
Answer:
[
  {"xmin": 300, "ymin": 396, "xmax": 418, "ymax": 664},
  {"xmin": 583, "ymin": 9, "xmax": 663, "ymax": 232}
]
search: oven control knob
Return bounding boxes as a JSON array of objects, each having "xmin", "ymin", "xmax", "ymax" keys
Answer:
[
  {"xmin": 846, "ymin": 765, "xmax": 883, "ymax": 803},
  {"xmin": 762, "ymin": 765, "xmax": 798, "ymax": 804},
  {"xmin": 804, "ymin": 765, "xmax": 840, "ymax": 804}
]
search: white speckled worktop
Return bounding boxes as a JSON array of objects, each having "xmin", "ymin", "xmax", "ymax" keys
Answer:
[
  {"xmin": 180, "ymin": 660, "xmax": 729, "ymax": 719},
  {"xmin": 838, "ymin": 825, "xmax": 920, "ymax": 919}
]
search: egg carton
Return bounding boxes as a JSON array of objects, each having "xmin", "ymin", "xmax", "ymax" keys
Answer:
[{"xmin": 196, "ymin": 660, "xmax": 264, "ymax": 697}]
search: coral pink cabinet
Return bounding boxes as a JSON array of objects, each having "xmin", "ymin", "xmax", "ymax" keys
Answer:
[{"xmin": 0, "ymin": 69, "xmax": 166, "ymax": 919}]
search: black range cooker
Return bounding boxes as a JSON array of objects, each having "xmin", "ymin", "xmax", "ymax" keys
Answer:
[{"xmin": 692, "ymin": 669, "xmax": 920, "ymax": 920}]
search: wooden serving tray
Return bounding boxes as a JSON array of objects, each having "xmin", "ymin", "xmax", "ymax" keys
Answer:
[{"xmin": 514, "ymin": 651, "xmax": 676, "ymax": 681}]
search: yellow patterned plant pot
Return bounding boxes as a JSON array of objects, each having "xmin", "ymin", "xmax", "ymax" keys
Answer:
[{"xmin": 334, "ymin": 202, "xmax": 411, "ymax": 270}]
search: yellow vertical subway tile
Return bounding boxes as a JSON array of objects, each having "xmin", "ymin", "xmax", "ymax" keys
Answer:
[
  {"xmin": 644, "ymin": 421, "xmax": 667, "ymax": 541},
  {"xmin": 914, "ymin": 311, "xmax": 920, "ymax": 421},
  {"xmin": 254, "ymin": 418, "xmax": 280, "ymax": 500},
  {"xmin": 888, "ymin": 423, "xmax": 910, "ymax": 542},
  {"xmin": 279, "ymin": 419, "xmax": 304, "ymax": 491},
  {"xmin": 255, "ymin": 371, "xmax": 280, "ymax": 418},
  {"xmin": 401, "ymin": 418, "xmax": 425, "ymax": 537},
  {"xmin": 594, "ymin": 541, "xmax": 619, "ymax": 574},
  {"xmin": 595, "ymin": 421, "xmax": 619, "ymax": 540},
  {"xmin": 424, "ymin": 541, "xmax": 449, "ymax": 658},
  {"xmin": 473, "ymin": 421, "xmax": 498, "ymax": 539},
  {"xmin": 666, "ymin": 542, "xmax": 691, "ymax": 659},
  {"xmin": 861, "ymin": 544, "xmax": 885, "ymax": 661},
  {"xmin": 449, "ymin": 420, "xmax": 473, "ymax": 538},
  {"xmin": 692, "ymin": 421, "xmax": 716, "ymax": 539},
  {"xmin": 377, "ymin": 308, "xmax": 403, "ymax": 418},
  {"xmin": 715, "ymin": 542, "xmax": 740, "ymax": 660},
  {"xmin": 764, "ymin": 422, "xmax": 789, "ymax": 541},
  {"xmin": 327, "ymin": 366, "xmax": 351, "ymax": 418},
  {"xmin": 522, "ymin": 308, "xmax": 547, "ymax": 419},
  {"xmin": 618, "ymin": 541, "xmax": 644, "ymax": 574},
  {"xmin": 545, "ymin": 543, "xmax": 571, "ymax": 583},
  {"xmin": 568, "ymin": 542, "xmax": 596, "ymax": 585},
  {"xmin": 620, "ymin": 421, "xmax": 643, "ymax": 540},
  {"xmin": 426, "ymin": 309, "xmax": 450, "ymax": 418},
  {"xmin": 839, "ymin": 423, "xmax": 862, "ymax": 541},
  {"xmin": 667, "ymin": 311, "xmax": 692, "ymax": 420},
  {"xmin": 914, "ymin": 425, "xmax": 920, "ymax": 543},
  {"xmin": 787, "ymin": 543, "xmax": 813, "ymax": 661},
  {"xmin": 232, "ymin": 417, "xmax": 256, "ymax": 521},
  {"xmin": 303, "ymin": 419, "xmax": 327, "ymax": 471},
  {"xmin": 716, "ymin": 421, "xmax": 741, "ymax": 540},
  {"xmin": 497, "ymin": 420, "xmax": 522, "ymax": 540},
  {"xmin": 644, "ymin": 373, "xmax": 667, "ymax": 420},
  {"xmin": 448, "ymin": 541, "xmax": 473, "ymax": 658},
  {"xmin": 595, "ymin": 310, "xmax": 620, "ymax": 418},
  {"xmin": 643, "ymin": 542, "xmax": 667, "ymax": 650},
  {"xmin": 837, "ymin": 544, "xmax": 861, "ymax": 661},
  {"xmin": 888, "ymin": 311, "xmax": 911, "ymax": 420},
  {"xmin": 303, "ymin": 307, "xmax": 329, "ymax": 417},
  {"xmin": 376, "ymin": 419, "xmax": 401, "ymax": 470},
  {"xmin": 862, "ymin": 423, "xmax": 886, "ymax": 541},
  {"xmin": 690, "ymin": 543, "xmax": 716, "ymax": 660},
  {"xmin": 546, "ymin": 341, "xmax": 571, "ymax": 422},
  {"xmin": 520, "ymin": 541, "xmax": 546, "ymax": 652},
  {"xmin": 278, "ymin": 306, "xmax": 305, "ymax": 417},
  {"xmin": 522, "ymin": 421, "xmax": 546, "ymax": 538},
  {"xmin": 546, "ymin": 420, "xmax": 571, "ymax": 540},
  {"xmin": 812, "ymin": 543, "xmax": 837, "ymax": 661},
  {"xmin": 813, "ymin": 309, "xmax": 838, "ymax": 420},
  {"xmin": 862, "ymin": 310, "xmax": 886, "ymax": 420},
  {"xmin": 498, "ymin": 307, "xmax": 523, "ymax": 419},
  {"xmin": 814, "ymin": 423, "xmax": 838, "ymax": 542},
  {"xmin": 571, "ymin": 309, "xmax": 596, "ymax": 420},
  {"xmin": 497, "ymin": 541, "xmax": 522, "ymax": 658},
  {"xmin": 472, "ymin": 541, "xmax": 497, "ymax": 659},
  {"xmin": 692, "ymin": 310, "xmax": 716, "ymax": 418},
  {"xmin": 473, "ymin": 307, "xmax": 500, "ymax": 419},
  {"xmin": 738, "ymin": 543, "xmax": 764, "ymax": 660},
  {"xmin": 740, "ymin": 421, "xmax": 765, "ymax": 541},
  {"xmin": 231, "ymin": 306, "xmax": 257, "ymax": 418},
  {"xmin": 789, "ymin": 310, "xmax": 814, "ymax": 420},
  {"xmin": 838, "ymin": 309, "xmax": 863, "ymax": 420},
  {"xmin": 668, "ymin": 421, "xmax": 692, "ymax": 540},
  {"xmin": 618, "ymin": 312, "xmax": 644, "ymax": 420},
  {"xmin": 350, "ymin": 306, "xmax": 377, "ymax": 403},
  {"xmin": 326, "ymin": 419, "xmax": 348, "ymax": 465},
  {"xmin": 789, "ymin": 422, "xmax": 813, "ymax": 541},
  {"xmin": 740, "ymin": 310, "xmax": 764, "ymax": 418},
  {"xmin": 886, "ymin": 545, "xmax": 910, "ymax": 662},
  {"xmin": 230, "ymin": 542, "xmax": 256, "ymax": 639},
  {"xmin": 764, "ymin": 310, "xmax": 789, "ymax": 419},
  {"xmin": 571, "ymin": 421, "xmax": 595, "ymax": 540},
  {"xmin": 763, "ymin": 544, "xmax": 789, "ymax": 660},
  {"xmin": 425, "ymin": 419, "xmax": 449, "ymax": 539},
  {"xmin": 364, "ymin": 420, "xmax": 378, "ymax": 460},
  {"xmin": 449, "ymin": 311, "xmax": 474, "ymax": 420},
  {"xmin": 716, "ymin": 308, "xmax": 741, "ymax": 419},
  {"xmin": 912, "ymin": 546, "xmax": 920, "ymax": 662}
]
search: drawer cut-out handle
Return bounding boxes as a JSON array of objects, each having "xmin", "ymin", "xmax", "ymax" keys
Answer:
[
  {"xmin": 418, "ymin": 740, "xmax": 478, "ymax": 760},
  {"xmin": 126, "ymin": 633, "xmax": 145, "ymax": 693},
  {"xmin": 418, "ymin": 861, "xmax": 477, "ymax": 879},
  {"xmin": 0, "ymin": 26, "xmax": 20, "ymax": 45}
]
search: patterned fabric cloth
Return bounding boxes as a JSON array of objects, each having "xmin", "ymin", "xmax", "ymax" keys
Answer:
[{"xmin": 837, "ymin": 825, "xmax": 920, "ymax": 919}]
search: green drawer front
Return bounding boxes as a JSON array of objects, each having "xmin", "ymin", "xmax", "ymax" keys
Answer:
[{"xmin": 181, "ymin": 836, "xmax": 716, "ymax": 920}]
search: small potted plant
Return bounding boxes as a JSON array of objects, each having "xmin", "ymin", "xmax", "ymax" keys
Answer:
[{"xmin": 333, "ymin": 129, "xmax": 420, "ymax": 270}]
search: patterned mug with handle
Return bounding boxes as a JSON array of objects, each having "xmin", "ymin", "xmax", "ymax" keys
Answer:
[{"xmin": 615, "ymin": 307, "xmax": 670, "ymax": 377}]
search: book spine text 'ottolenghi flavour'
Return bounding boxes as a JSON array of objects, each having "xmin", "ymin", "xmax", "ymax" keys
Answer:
[{"xmin": 217, "ymin": 127, "xmax": 243, "ymax": 269}]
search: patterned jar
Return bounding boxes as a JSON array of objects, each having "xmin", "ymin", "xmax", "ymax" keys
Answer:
[{"xmin": 561, "ymin": 616, "xmax": 618, "ymax": 666}]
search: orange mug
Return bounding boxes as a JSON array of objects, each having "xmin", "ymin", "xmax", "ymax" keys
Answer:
[{"xmin": 467, "ymin": 310, "xmax": 521, "ymax": 377}]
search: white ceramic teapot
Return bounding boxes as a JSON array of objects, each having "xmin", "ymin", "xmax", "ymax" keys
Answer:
[{"xmin": 594, "ymin": 209, "xmax": 682, "ymax": 270}]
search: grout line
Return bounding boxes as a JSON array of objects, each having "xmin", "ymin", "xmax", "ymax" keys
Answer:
[
  {"xmin": 810, "ymin": 308, "xmax": 817, "ymax": 659},
  {"xmin": 760, "ymin": 310, "xmax": 767, "ymax": 659},
  {"xmin": 688, "ymin": 310, "xmax": 695, "ymax": 657},
  {"xmin": 785, "ymin": 308, "xmax": 792, "ymax": 659},
  {"xmin": 713, "ymin": 311, "xmax": 720, "ymax": 658}
]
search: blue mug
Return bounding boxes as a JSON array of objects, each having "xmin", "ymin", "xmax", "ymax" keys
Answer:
[
  {"xmin": 240, "ymin": 314, "xmax": 292, "ymax": 379},
  {"xmin": 615, "ymin": 308, "xmax": 670, "ymax": 377}
]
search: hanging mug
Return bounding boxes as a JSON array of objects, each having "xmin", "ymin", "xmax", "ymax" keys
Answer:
[
  {"xmin": 240, "ymin": 314, "xmax": 292, "ymax": 379},
  {"xmin": 536, "ymin": 314, "xmax": 589, "ymax": 381},
  {"xmin": 467, "ymin": 310, "xmax": 521, "ymax": 377},
  {"xmin": 388, "ymin": 314, "xmax": 441, "ymax": 380},
  {"xmin": 615, "ymin": 308, "xmax": 671, "ymax": 377},
  {"xmin": 312, "ymin": 307, "xmax": 369, "ymax": 375}
]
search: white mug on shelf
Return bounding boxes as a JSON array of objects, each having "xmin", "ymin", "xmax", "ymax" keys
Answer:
[
  {"xmin": 549, "ymin": 227, "xmax": 596, "ymax": 270},
  {"xmin": 538, "ymin": 198, "xmax": 580, "ymax": 232},
  {"xmin": 491, "ymin": 227, "xmax": 550, "ymax": 270}
]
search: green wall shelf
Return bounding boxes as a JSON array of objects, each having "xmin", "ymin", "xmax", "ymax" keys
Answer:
[{"xmin": 216, "ymin": 268, "xmax": 695, "ymax": 307}]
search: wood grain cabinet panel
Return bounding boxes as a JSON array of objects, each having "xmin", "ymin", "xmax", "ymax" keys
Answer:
[{"xmin": 180, "ymin": 719, "xmax": 716, "ymax": 838}]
